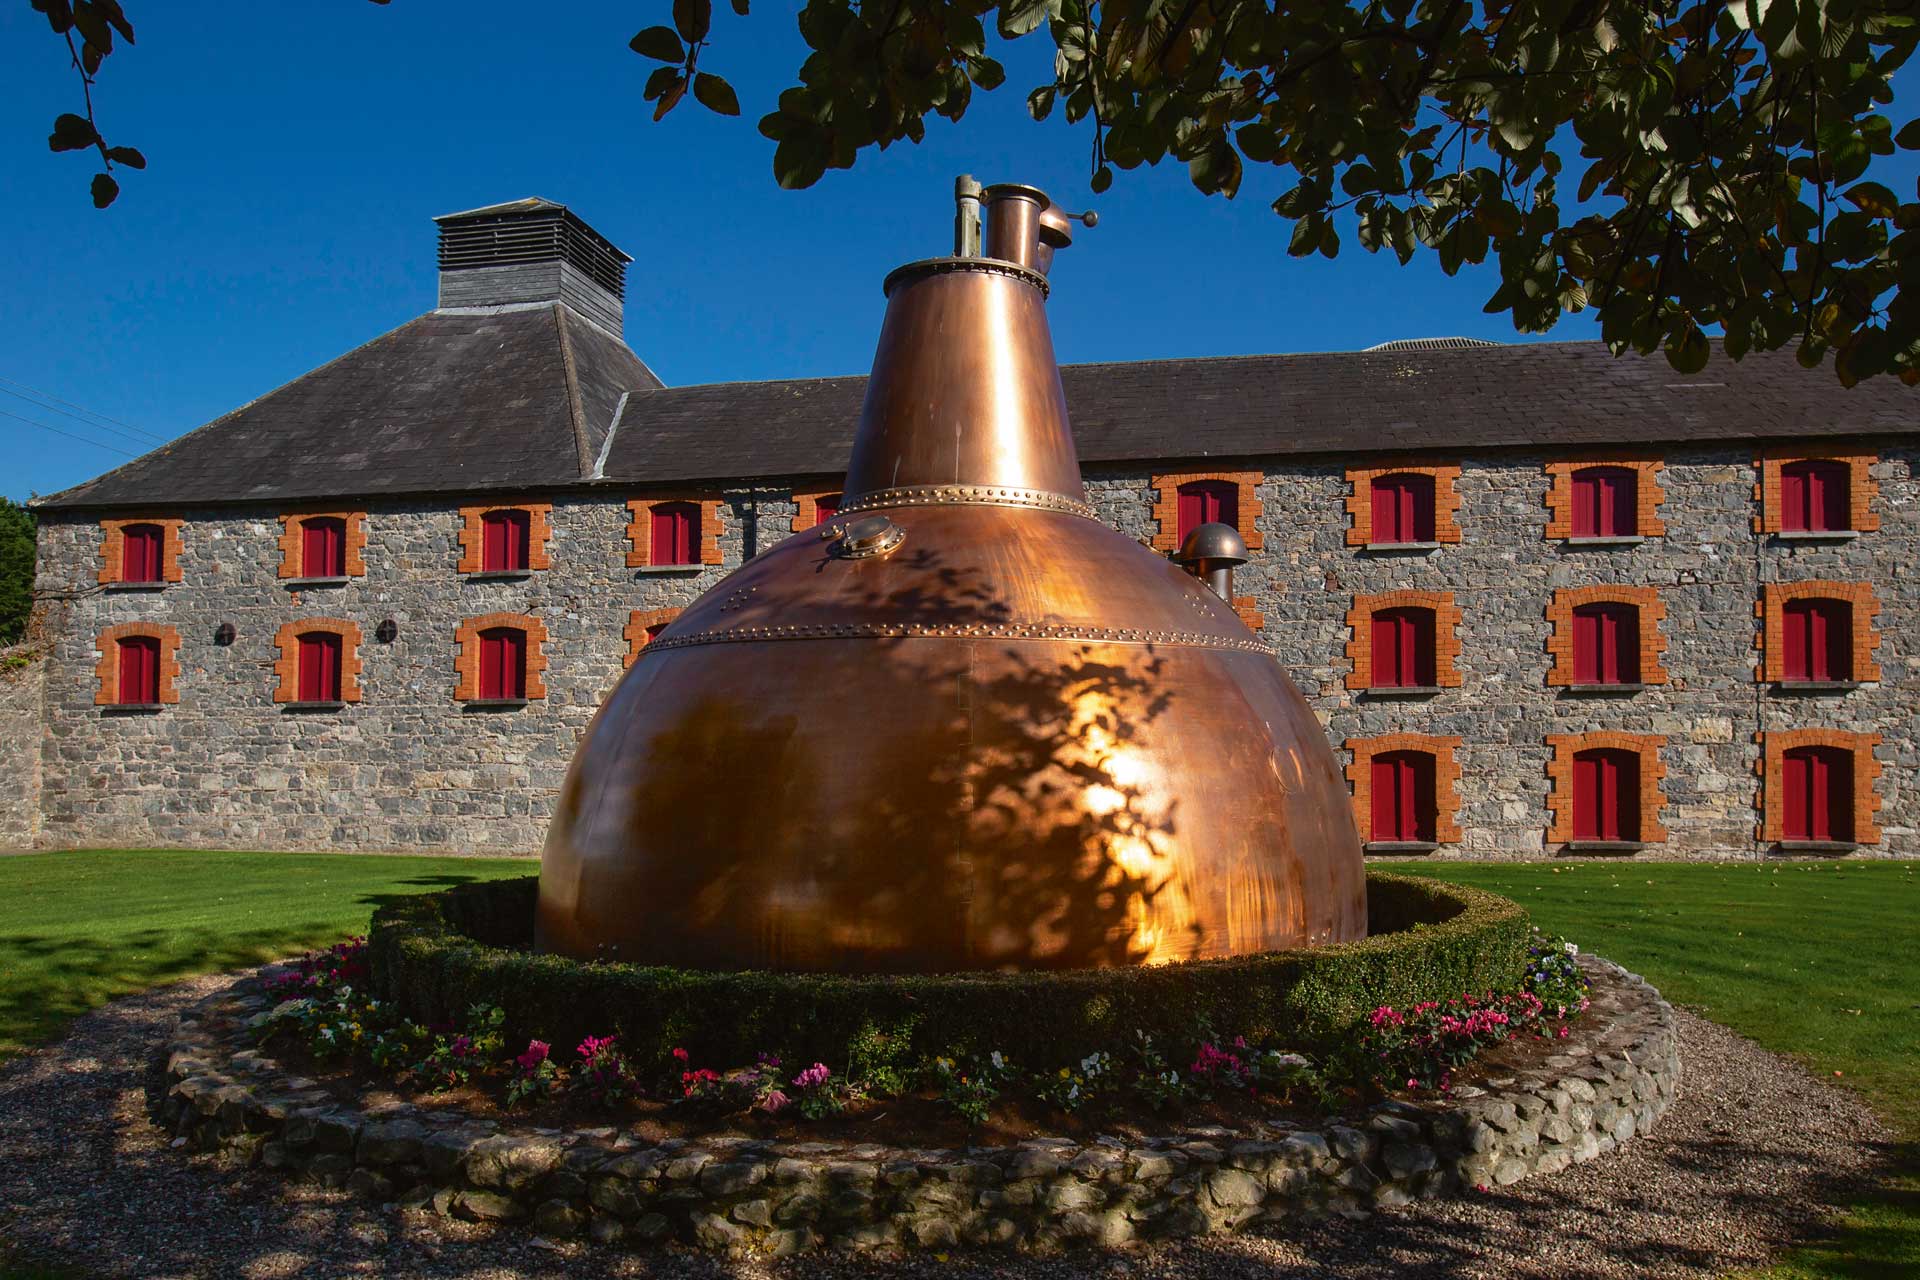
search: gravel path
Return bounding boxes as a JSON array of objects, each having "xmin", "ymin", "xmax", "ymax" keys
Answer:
[{"xmin": 0, "ymin": 971, "xmax": 1893, "ymax": 1280}]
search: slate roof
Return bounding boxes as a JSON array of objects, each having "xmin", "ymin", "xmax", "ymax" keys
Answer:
[
  {"xmin": 37, "ymin": 304, "xmax": 659, "ymax": 509},
  {"xmin": 36, "ymin": 318, "xmax": 1915, "ymax": 511}
]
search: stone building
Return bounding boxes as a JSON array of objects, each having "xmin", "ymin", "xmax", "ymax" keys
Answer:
[{"xmin": 12, "ymin": 198, "xmax": 1916, "ymax": 859}]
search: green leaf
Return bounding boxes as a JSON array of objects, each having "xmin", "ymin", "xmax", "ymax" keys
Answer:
[
  {"xmin": 730, "ymin": 0, "xmax": 749, "ymax": 13},
  {"xmin": 998, "ymin": 0, "xmax": 1055, "ymax": 38},
  {"xmin": 49, "ymin": 113, "xmax": 98, "ymax": 153},
  {"xmin": 1665, "ymin": 323, "xmax": 1711, "ymax": 374},
  {"xmin": 629, "ymin": 26, "xmax": 684, "ymax": 63},
  {"xmin": 1846, "ymin": 181, "xmax": 1899, "ymax": 218},
  {"xmin": 968, "ymin": 56, "xmax": 1005, "ymax": 91},
  {"xmin": 644, "ymin": 65, "xmax": 681, "ymax": 102},
  {"xmin": 693, "ymin": 72, "xmax": 740, "ymax": 117},
  {"xmin": 1896, "ymin": 118, "xmax": 1920, "ymax": 149},
  {"xmin": 90, "ymin": 171, "xmax": 118, "ymax": 208},
  {"xmin": 773, "ymin": 134, "xmax": 828, "ymax": 189},
  {"xmin": 1090, "ymin": 165, "xmax": 1113, "ymax": 194},
  {"xmin": 104, "ymin": 145, "xmax": 145, "ymax": 169},
  {"xmin": 32, "ymin": 1, "xmax": 75, "ymax": 36},
  {"xmin": 672, "ymin": 0, "xmax": 711, "ymax": 44},
  {"xmin": 1027, "ymin": 85, "xmax": 1056, "ymax": 122}
]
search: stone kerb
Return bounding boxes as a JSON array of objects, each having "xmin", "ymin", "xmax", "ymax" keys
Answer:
[{"xmin": 154, "ymin": 957, "xmax": 1677, "ymax": 1255}]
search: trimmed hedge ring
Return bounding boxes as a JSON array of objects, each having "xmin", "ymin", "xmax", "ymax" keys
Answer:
[{"xmin": 369, "ymin": 872, "xmax": 1528, "ymax": 1074}]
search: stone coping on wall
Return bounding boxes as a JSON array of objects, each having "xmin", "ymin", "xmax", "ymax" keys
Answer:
[{"xmin": 152, "ymin": 957, "xmax": 1678, "ymax": 1256}]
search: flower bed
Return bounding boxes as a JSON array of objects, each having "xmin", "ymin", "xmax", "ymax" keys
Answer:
[
  {"xmin": 152, "ymin": 955, "xmax": 1682, "ymax": 1253},
  {"xmin": 367, "ymin": 871, "xmax": 1530, "ymax": 1078}
]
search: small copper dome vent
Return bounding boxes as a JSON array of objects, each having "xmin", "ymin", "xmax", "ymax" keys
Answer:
[{"xmin": 536, "ymin": 179, "xmax": 1366, "ymax": 972}]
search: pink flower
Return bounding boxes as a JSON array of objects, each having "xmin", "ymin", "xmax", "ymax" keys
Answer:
[
  {"xmin": 793, "ymin": 1062, "xmax": 833, "ymax": 1090},
  {"xmin": 671, "ymin": 1047, "xmax": 689, "ymax": 1062},
  {"xmin": 1558, "ymin": 1025, "xmax": 1571, "ymax": 1039},
  {"xmin": 759, "ymin": 1089, "xmax": 790, "ymax": 1113},
  {"xmin": 514, "ymin": 1039, "xmax": 550, "ymax": 1071},
  {"xmin": 577, "ymin": 1034, "xmax": 618, "ymax": 1060}
]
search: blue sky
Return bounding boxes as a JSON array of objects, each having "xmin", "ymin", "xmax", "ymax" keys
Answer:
[{"xmin": 2, "ymin": 2, "xmax": 1913, "ymax": 502}]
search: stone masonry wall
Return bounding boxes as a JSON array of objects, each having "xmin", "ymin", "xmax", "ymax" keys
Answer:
[
  {"xmin": 0, "ymin": 659, "xmax": 44, "ymax": 845},
  {"xmin": 28, "ymin": 439, "xmax": 1918, "ymax": 857}
]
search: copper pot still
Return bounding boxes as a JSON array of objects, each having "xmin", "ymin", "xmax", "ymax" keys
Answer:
[{"xmin": 537, "ymin": 178, "xmax": 1367, "ymax": 972}]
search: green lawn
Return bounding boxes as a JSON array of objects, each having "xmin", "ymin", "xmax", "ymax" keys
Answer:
[
  {"xmin": 0, "ymin": 848, "xmax": 533, "ymax": 1060},
  {"xmin": 1410, "ymin": 860, "xmax": 1919, "ymax": 1280},
  {"xmin": 0, "ymin": 852, "xmax": 1913, "ymax": 1277}
]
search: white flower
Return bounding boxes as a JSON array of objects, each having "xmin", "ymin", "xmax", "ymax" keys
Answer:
[
  {"xmin": 990, "ymin": 1051, "xmax": 1005, "ymax": 1070},
  {"xmin": 1564, "ymin": 942, "xmax": 1579, "ymax": 956}
]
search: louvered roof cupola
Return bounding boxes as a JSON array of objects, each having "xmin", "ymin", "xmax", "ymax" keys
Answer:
[{"xmin": 434, "ymin": 197, "xmax": 631, "ymax": 336}]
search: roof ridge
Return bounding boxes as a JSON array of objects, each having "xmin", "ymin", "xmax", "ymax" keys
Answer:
[{"xmin": 552, "ymin": 305, "xmax": 595, "ymax": 478}]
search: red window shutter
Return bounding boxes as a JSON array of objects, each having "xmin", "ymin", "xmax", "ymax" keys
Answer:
[
  {"xmin": 1782, "ymin": 600, "xmax": 1810, "ymax": 681},
  {"xmin": 303, "ymin": 519, "xmax": 345, "ymax": 577},
  {"xmin": 122, "ymin": 524, "xmax": 162, "ymax": 582},
  {"xmin": 1780, "ymin": 464, "xmax": 1808, "ymax": 532},
  {"xmin": 1371, "ymin": 480, "xmax": 1402, "ymax": 544},
  {"xmin": 1371, "ymin": 751, "xmax": 1434, "ymax": 841},
  {"xmin": 1572, "ymin": 468, "xmax": 1634, "ymax": 537},
  {"xmin": 1371, "ymin": 611, "xmax": 1402, "ymax": 687},
  {"xmin": 482, "ymin": 510, "xmax": 530, "ymax": 572},
  {"xmin": 651, "ymin": 504, "xmax": 697, "ymax": 565},
  {"xmin": 297, "ymin": 633, "xmax": 340, "ymax": 702},
  {"xmin": 117, "ymin": 636, "xmax": 158, "ymax": 703},
  {"xmin": 1176, "ymin": 481, "xmax": 1237, "ymax": 542},
  {"xmin": 479, "ymin": 628, "xmax": 525, "ymax": 700},
  {"xmin": 1370, "ymin": 757, "xmax": 1400, "ymax": 841},
  {"xmin": 646, "ymin": 622, "xmax": 669, "ymax": 644},
  {"xmin": 1571, "ymin": 473, "xmax": 1598, "ymax": 538},
  {"xmin": 815, "ymin": 494, "xmax": 841, "ymax": 525},
  {"xmin": 1781, "ymin": 749, "xmax": 1811, "ymax": 839},
  {"xmin": 1573, "ymin": 607, "xmax": 1599, "ymax": 684},
  {"xmin": 1573, "ymin": 749, "xmax": 1638, "ymax": 841}
]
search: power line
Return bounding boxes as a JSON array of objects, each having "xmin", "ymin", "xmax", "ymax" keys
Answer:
[
  {"xmin": 0, "ymin": 385, "xmax": 167, "ymax": 452},
  {"xmin": 0, "ymin": 406, "xmax": 140, "ymax": 457},
  {"xmin": 0, "ymin": 375, "xmax": 169, "ymax": 444}
]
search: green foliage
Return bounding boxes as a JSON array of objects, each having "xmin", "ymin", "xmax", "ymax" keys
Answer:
[
  {"xmin": 626, "ymin": 0, "xmax": 1920, "ymax": 385},
  {"xmin": 845, "ymin": 1014, "xmax": 920, "ymax": 1097},
  {"xmin": 368, "ymin": 872, "xmax": 1531, "ymax": 1075},
  {"xmin": 0, "ymin": 498, "xmax": 36, "ymax": 647}
]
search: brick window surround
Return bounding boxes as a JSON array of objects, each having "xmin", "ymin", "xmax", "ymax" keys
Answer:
[
  {"xmin": 1753, "ymin": 448, "xmax": 1879, "ymax": 534},
  {"xmin": 1344, "ymin": 463, "xmax": 1463, "ymax": 546},
  {"xmin": 271, "ymin": 618, "xmax": 364, "ymax": 704},
  {"xmin": 1344, "ymin": 590, "xmax": 1463, "ymax": 689},
  {"xmin": 93, "ymin": 622, "xmax": 181, "ymax": 705},
  {"xmin": 1755, "ymin": 729, "xmax": 1882, "ymax": 844},
  {"xmin": 1544, "ymin": 457, "xmax": 1666, "ymax": 539},
  {"xmin": 1546, "ymin": 586, "xmax": 1669, "ymax": 686},
  {"xmin": 97, "ymin": 517, "xmax": 184, "ymax": 584},
  {"xmin": 1756, "ymin": 581, "xmax": 1881, "ymax": 683},
  {"xmin": 1345, "ymin": 734, "xmax": 1464, "ymax": 844},
  {"xmin": 626, "ymin": 498, "xmax": 724, "ymax": 568},
  {"xmin": 624, "ymin": 607, "xmax": 682, "ymax": 668},
  {"xmin": 454, "ymin": 612, "xmax": 549, "ymax": 700},
  {"xmin": 1149, "ymin": 470, "xmax": 1265, "ymax": 553},
  {"xmin": 791, "ymin": 489, "xmax": 844, "ymax": 533},
  {"xmin": 1546, "ymin": 732, "xmax": 1668, "ymax": 844},
  {"xmin": 456, "ymin": 503, "xmax": 554, "ymax": 574},
  {"xmin": 1232, "ymin": 596, "xmax": 1263, "ymax": 632},
  {"xmin": 276, "ymin": 510, "xmax": 368, "ymax": 579}
]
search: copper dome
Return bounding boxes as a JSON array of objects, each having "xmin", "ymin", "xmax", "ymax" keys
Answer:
[{"xmin": 536, "ymin": 180, "xmax": 1366, "ymax": 972}]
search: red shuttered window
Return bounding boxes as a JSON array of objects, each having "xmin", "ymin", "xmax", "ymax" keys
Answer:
[
  {"xmin": 296, "ymin": 632, "xmax": 342, "ymax": 702},
  {"xmin": 302, "ymin": 518, "xmax": 346, "ymax": 578},
  {"xmin": 1369, "ymin": 751, "xmax": 1436, "ymax": 842},
  {"xmin": 1782, "ymin": 598, "xmax": 1849, "ymax": 682},
  {"xmin": 1370, "ymin": 607, "xmax": 1435, "ymax": 688},
  {"xmin": 478, "ymin": 628, "xmax": 527, "ymax": 700},
  {"xmin": 116, "ymin": 636, "xmax": 160, "ymax": 704},
  {"xmin": 121, "ymin": 524, "xmax": 163, "ymax": 583},
  {"xmin": 1779, "ymin": 459, "xmax": 1849, "ymax": 532},
  {"xmin": 1175, "ymin": 480, "xmax": 1238, "ymax": 543},
  {"xmin": 1571, "ymin": 602, "xmax": 1639, "ymax": 684},
  {"xmin": 481, "ymin": 510, "xmax": 531, "ymax": 573},
  {"xmin": 1782, "ymin": 746, "xmax": 1852, "ymax": 841},
  {"xmin": 650, "ymin": 503, "xmax": 698, "ymax": 566},
  {"xmin": 815, "ymin": 493, "xmax": 841, "ymax": 525},
  {"xmin": 1571, "ymin": 467, "xmax": 1636, "ymax": 537},
  {"xmin": 1369, "ymin": 474, "xmax": 1435, "ymax": 544},
  {"xmin": 1572, "ymin": 748, "xmax": 1639, "ymax": 841}
]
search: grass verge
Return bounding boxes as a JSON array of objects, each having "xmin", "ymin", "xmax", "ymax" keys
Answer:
[{"xmin": 1408, "ymin": 860, "xmax": 1919, "ymax": 1279}]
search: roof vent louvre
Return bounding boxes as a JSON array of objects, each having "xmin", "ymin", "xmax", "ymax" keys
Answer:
[
  {"xmin": 433, "ymin": 198, "xmax": 631, "ymax": 336},
  {"xmin": 1363, "ymin": 336, "xmax": 1502, "ymax": 352}
]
